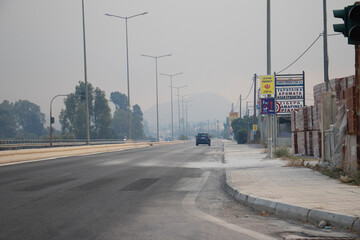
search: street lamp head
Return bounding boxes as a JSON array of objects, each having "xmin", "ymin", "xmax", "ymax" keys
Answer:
[{"xmin": 161, "ymin": 54, "xmax": 172, "ymax": 58}]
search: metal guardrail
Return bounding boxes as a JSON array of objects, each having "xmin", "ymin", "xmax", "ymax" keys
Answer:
[{"xmin": 0, "ymin": 139, "xmax": 132, "ymax": 151}]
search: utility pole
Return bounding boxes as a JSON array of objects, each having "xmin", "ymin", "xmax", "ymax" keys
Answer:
[
  {"xmin": 323, "ymin": 0, "xmax": 330, "ymax": 91},
  {"xmin": 239, "ymin": 95, "xmax": 242, "ymax": 118},
  {"xmin": 246, "ymin": 101, "xmax": 249, "ymax": 116}
]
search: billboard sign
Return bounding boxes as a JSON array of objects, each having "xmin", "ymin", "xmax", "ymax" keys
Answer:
[
  {"xmin": 276, "ymin": 87, "xmax": 304, "ymax": 100},
  {"xmin": 275, "ymin": 72, "xmax": 305, "ymax": 115},
  {"xmin": 276, "ymin": 100, "xmax": 304, "ymax": 114},
  {"xmin": 260, "ymin": 75, "xmax": 275, "ymax": 95},
  {"xmin": 229, "ymin": 112, "xmax": 239, "ymax": 127}
]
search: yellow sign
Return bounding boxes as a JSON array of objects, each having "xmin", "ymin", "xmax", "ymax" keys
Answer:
[
  {"xmin": 261, "ymin": 75, "xmax": 275, "ymax": 95},
  {"xmin": 253, "ymin": 124, "xmax": 258, "ymax": 131},
  {"xmin": 229, "ymin": 112, "xmax": 239, "ymax": 126}
]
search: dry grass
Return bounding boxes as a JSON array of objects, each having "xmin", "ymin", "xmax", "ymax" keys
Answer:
[
  {"xmin": 258, "ymin": 211, "xmax": 272, "ymax": 217},
  {"xmin": 285, "ymin": 158, "xmax": 305, "ymax": 167}
]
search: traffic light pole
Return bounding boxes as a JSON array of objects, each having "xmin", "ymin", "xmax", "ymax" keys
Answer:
[{"xmin": 50, "ymin": 94, "xmax": 68, "ymax": 147}]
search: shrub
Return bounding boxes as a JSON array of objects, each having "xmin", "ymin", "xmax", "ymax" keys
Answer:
[
  {"xmin": 273, "ymin": 147, "xmax": 290, "ymax": 158},
  {"xmin": 235, "ymin": 129, "xmax": 248, "ymax": 144}
]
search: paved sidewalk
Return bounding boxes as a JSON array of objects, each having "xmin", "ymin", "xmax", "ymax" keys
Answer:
[{"xmin": 223, "ymin": 140, "xmax": 360, "ymax": 232}]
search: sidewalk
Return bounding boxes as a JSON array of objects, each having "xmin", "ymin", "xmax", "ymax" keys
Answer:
[{"xmin": 223, "ymin": 140, "xmax": 360, "ymax": 232}]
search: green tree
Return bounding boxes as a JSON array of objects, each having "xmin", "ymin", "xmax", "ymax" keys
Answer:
[
  {"xmin": 59, "ymin": 81, "xmax": 94, "ymax": 139},
  {"xmin": 94, "ymin": 88, "xmax": 112, "ymax": 138},
  {"xmin": 231, "ymin": 116, "xmax": 253, "ymax": 144},
  {"xmin": 112, "ymin": 108, "xmax": 129, "ymax": 139},
  {"xmin": 13, "ymin": 100, "xmax": 46, "ymax": 137},
  {"xmin": 110, "ymin": 91, "xmax": 129, "ymax": 139},
  {"xmin": 132, "ymin": 104, "xmax": 145, "ymax": 139},
  {"xmin": 109, "ymin": 91, "xmax": 145, "ymax": 140},
  {"xmin": 0, "ymin": 101, "xmax": 16, "ymax": 139},
  {"xmin": 110, "ymin": 92, "xmax": 128, "ymax": 110}
]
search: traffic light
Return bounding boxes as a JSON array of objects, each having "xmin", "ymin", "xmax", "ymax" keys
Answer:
[
  {"xmin": 333, "ymin": 4, "xmax": 360, "ymax": 45},
  {"xmin": 50, "ymin": 117, "xmax": 55, "ymax": 124},
  {"xmin": 333, "ymin": 8, "xmax": 348, "ymax": 37},
  {"xmin": 348, "ymin": 5, "xmax": 360, "ymax": 45}
]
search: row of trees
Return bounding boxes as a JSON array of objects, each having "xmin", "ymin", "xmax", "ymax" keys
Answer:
[
  {"xmin": 59, "ymin": 82, "xmax": 145, "ymax": 140},
  {"xmin": 0, "ymin": 81, "xmax": 146, "ymax": 140},
  {"xmin": 0, "ymin": 100, "xmax": 46, "ymax": 139}
]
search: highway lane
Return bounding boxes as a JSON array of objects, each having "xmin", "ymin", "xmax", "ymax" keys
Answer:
[
  {"xmin": 0, "ymin": 140, "xmax": 356, "ymax": 240},
  {"xmin": 0, "ymin": 140, "xmax": 267, "ymax": 240}
]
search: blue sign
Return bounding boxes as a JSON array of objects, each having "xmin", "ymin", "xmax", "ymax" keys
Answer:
[{"xmin": 261, "ymin": 98, "xmax": 276, "ymax": 115}]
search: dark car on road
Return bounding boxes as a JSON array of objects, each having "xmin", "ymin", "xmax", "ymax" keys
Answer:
[{"xmin": 195, "ymin": 132, "xmax": 211, "ymax": 146}]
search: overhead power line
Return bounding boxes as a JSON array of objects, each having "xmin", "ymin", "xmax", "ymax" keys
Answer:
[
  {"xmin": 235, "ymin": 75, "xmax": 255, "ymax": 113},
  {"xmin": 242, "ymin": 78, "xmax": 254, "ymax": 101},
  {"xmin": 276, "ymin": 33, "xmax": 342, "ymax": 74}
]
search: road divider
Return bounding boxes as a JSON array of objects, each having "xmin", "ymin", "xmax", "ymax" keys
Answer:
[{"xmin": 0, "ymin": 141, "xmax": 185, "ymax": 165}]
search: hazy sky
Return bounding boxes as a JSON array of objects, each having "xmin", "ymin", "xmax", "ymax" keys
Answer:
[{"xmin": 0, "ymin": 0, "xmax": 355, "ymax": 126}]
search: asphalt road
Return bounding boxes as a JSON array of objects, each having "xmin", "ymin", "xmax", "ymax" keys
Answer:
[{"xmin": 0, "ymin": 140, "xmax": 357, "ymax": 240}]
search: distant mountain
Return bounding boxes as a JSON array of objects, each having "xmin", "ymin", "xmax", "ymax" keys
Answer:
[{"xmin": 143, "ymin": 92, "xmax": 231, "ymax": 129}]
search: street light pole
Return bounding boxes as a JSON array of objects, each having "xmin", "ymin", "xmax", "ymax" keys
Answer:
[
  {"xmin": 266, "ymin": 0, "xmax": 273, "ymax": 158},
  {"xmin": 180, "ymin": 95, "xmax": 190, "ymax": 136},
  {"xmin": 81, "ymin": 0, "xmax": 90, "ymax": 145},
  {"xmin": 160, "ymin": 72, "xmax": 183, "ymax": 141},
  {"xmin": 172, "ymin": 85, "xmax": 188, "ymax": 139},
  {"xmin": 184, "ymin": 100, "xmax": 192, "ymax": 138},
  {"xmin": 105, "ymin": 12, "xmax": 147, "ymax": 140},
  {"xmin": 141, "ymin": 54, "xmax": 172, "ymax": 141}
]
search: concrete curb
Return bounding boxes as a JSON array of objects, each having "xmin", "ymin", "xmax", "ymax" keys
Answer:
[{"xmin": 224, "ymin": 170, "xmax": 360, "ymax": 232}]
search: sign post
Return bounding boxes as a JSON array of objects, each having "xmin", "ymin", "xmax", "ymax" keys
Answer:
[{"xmin": 260, "ymin": 75, "xmax": 275, "ymax": 158}]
